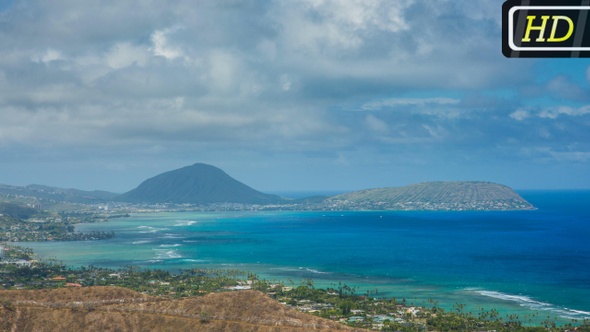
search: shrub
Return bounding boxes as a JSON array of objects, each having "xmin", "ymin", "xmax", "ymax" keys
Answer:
[
  {"xmin": 1, "ymin": 299, "xmax": 15, "ymax": 311},
  {"xmin": 199, "ymin": 311, "xmax": 211, "ymax": 324}
]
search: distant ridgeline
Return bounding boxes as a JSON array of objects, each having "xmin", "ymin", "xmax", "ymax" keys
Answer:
[
  {"xmin": 326, "ymin": 182, "xmax": 535, "ymax": 211},
  {"xmin": 0, "ymin": 183, "xmax": 118, "ymax": 204},
  {"xmin": 1, "ymin": 163, "xmax": 535, "ymax": 211},
  {"xmin": 114, "ymin": 165, "xmax": 534, "ymax": 211}
]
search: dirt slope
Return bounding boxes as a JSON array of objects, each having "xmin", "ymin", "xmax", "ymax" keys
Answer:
[{"xmin": 0, "ymin": 287, "xmax": 364, "ymax": 332}]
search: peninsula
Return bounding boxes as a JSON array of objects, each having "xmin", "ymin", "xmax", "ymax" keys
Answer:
[{"xmin": 324, "ymin": 181, "xmax": 535, "ymax": 211}]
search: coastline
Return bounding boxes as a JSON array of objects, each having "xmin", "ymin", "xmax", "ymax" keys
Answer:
[
  {"xmin": 3, "ymin": 242, "xmax": 588, "ymax": 329},
  {"xmin": 18, "ymin": 201, "xmax": 590, "ymax": 326}
]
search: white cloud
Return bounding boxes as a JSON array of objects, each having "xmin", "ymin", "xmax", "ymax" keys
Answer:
[
  {"xmin": 509, "ymin": 109, "xmax": 530, "ymax": 121},
  {"xmin": 276, "ymin": 0, "xmax": 413, "ymax": 52},
  {"xmin": 539, "ymin": 105, "xmax": 590, "ymax": 119},
  {"xmin": 510, "ymin": 105, "xmax": 590, "ymax": 120},
  {"xmin": 306, "ymin": 0, "xmax": 411, "ymax": 33},
  {"xmin": 0, "ymin": 0, "xmax": 589, "ymax": 190},
  {"xmin": 361, "ymin": 97, "xmax": 460, "ymax": 111},
  {"xmin": 150, "ymin": 28, "xmax": 185, "ymax": 60}
]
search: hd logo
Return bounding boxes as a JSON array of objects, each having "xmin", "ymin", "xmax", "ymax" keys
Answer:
[{"xmin": 503, "ymin": 0, "xmax": 590, "ymax": 57}]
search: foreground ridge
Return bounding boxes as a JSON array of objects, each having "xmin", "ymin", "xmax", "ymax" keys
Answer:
[{"xmin": 0, "ymin": 287, "xmax": 362, "ymax": 332}]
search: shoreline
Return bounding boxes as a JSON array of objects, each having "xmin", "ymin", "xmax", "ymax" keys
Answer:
[
  {"xmin": 0, "ymin": 246, "xmax": 589, "ymax": 331},
  {"xmin": 14, "ymin": 205, "xmax": 590, "ymax": 326},
  {"xmin": 2, "ymin": 244, "xmax": 588, "ymax": 330},
  {"xmin": 202, "ymin": 262, "xmax": 590, "ymax": 326},
  {"xmin": 19, "ymin": 240, "xmax": 590, "ymax": 326}
]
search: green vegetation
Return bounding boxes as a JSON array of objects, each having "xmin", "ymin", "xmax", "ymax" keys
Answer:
[
  {"xmin": 0, "ymin": 202, "xmax": 43, "ymax": 219},
  {"xmin": 268, "ymin": 282, "xmax": 589, "ymax": 331},
  {"xmin": 0, "ymin": 245, "xmax": 249, "ymax": 296},
  {"xmin": 1, "ymin": 245, "xmax": 588, "ymax": 331}
]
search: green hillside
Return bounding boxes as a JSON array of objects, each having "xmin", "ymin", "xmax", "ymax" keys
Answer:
[
  {"xmin": 326, "ymin": 181, "xmax": 534, "ymax": 211},
  {"xmin": 0, "ymin": 202, "xmax": 40, "ymax": 219},
  {"xmin": 0, "ymin": 184, "xmax": 118, "ymax": 204}
]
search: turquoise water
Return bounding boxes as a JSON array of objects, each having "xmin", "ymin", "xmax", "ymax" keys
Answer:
[{"xmin": 23, "ymin": 191, "xmax": 590, "ymax": 324}]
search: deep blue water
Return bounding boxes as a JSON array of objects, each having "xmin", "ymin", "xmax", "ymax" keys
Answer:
[{"xmin": 22, "ymin": 190, "xmax": 590, "ymax": 323}]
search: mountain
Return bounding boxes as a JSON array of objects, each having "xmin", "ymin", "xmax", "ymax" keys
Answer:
[
  {"xmin": 326, "ymin": 181, "xmax": 535, "ymax": 211},
  {"xmin": 116, "ymin": 163, "xmax": 283, "ymax": 204}
]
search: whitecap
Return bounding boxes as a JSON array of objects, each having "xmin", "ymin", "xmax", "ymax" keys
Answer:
[
  {"xmin": 269, "ymin": 266, "xmax": 331, "ymax": 275},
  {"xmin": 173, "ymin": 220, "xmax": 197, "ymax": 227},
  {"xmin": 160, "ymin": 233, "xmax": 185, "ymax": 239},
  {"xmin": 159, "ymin": 244, "xmax": 182, "ymax": 248},
  {"xmin": 152, "ymin": 249, "xmax": 182, "ymax": 259},
  {"xmin": 305, "ymin": 267, "xmax": 330, "ymax": 275},
  {"xmin": 182, "ymin": 259, "xmax": 208, "ymax": 263},
  {"xmin": 476, "ymin": 290, "xmax": 552, "ymax": 308},
  {"xmin": 295, "ymin": 266, "xmax": 330, "ymax": 275}
]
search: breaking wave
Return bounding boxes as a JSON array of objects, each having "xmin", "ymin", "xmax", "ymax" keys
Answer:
[
  {"xmin": 471, "ymin": 289, "xmax": 590, "ymax": 320},
  {"xmin": 152, "ymin": 249, "xmax": 182, "ymax": 260},
  {"xmin": 159, "ymin": 244, "xmax": 182, "ymax": 248},
  {"xmin": 174, "ymin": 220, "xmax": 197, "ymax": 227}
]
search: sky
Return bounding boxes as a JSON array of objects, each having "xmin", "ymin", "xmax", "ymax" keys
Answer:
[{"xmin": 0, "ymin": 0, "xmax": 589, "ymax": 193}]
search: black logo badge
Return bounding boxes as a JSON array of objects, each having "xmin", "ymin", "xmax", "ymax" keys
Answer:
[{"xmin": 503, "ymin": 0, "xmax": 590, "ymax": 57}]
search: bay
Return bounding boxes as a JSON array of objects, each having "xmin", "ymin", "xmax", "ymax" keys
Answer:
[{"xmin": 22, "ymin": 190, "xmax": 590, "ymax": 324}]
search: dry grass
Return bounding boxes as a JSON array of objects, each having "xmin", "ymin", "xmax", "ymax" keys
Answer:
[{"xmin": 0, "ymin": 287, "xmax": 365, "ymax": 332}]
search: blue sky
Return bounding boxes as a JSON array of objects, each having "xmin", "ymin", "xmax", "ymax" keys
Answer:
[{"xmin": 0, "ymin": 0, "xmax": 589, "ymax": 192}]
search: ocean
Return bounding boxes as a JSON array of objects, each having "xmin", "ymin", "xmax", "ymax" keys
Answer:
[{"xmin": 22, "ymin": 190, "xmax": 590, "ymax": 324}]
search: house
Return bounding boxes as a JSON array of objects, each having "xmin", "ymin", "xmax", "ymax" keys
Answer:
[{"xmin": 0, "ymin": 259, "xmax": 31, "ymax": 267}]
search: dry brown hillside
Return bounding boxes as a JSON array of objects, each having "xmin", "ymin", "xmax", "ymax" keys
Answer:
[{"xmin": 0, "ymin": 287, "xmax": 365, "ymax": 332}]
